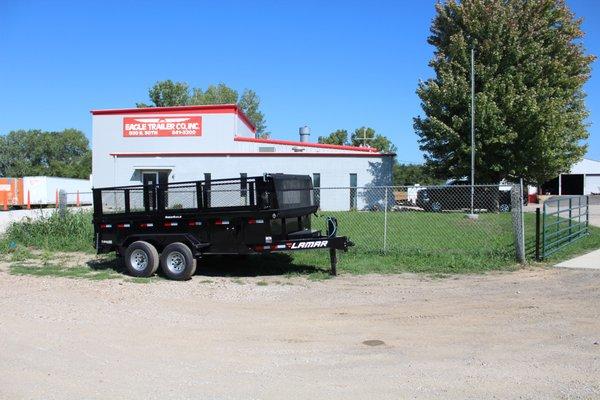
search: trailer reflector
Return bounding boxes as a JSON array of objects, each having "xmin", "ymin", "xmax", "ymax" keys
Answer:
[
  {"xmin": 188, "ymin": 221, "xmax": 203, "ymax": 226},
  {"xmin": 164, "ymin": 222, "xmax": 178, "ymax": 227},
  {"xmin": 117, "ymin": 223, "xmax": 130, "ymax": 228},
  {"xmin": 140, "ymin": 223, "xmax": 154, "ymax": 228},
  {"xmin": 248, "ymin": 219, "xmax": 264, "ymax": 224},
  {"xmin": 100, "ymin": 224, "xmax": 112, "ymax": 229},
  {"xmin": 215, "ymin": 219, "xmax": 230, "ymax": 225}
]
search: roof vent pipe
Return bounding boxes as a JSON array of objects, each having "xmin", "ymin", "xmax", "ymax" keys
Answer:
[{"xmin": 299, "ymin": 126, "xmax": 310, "ymax": 143}]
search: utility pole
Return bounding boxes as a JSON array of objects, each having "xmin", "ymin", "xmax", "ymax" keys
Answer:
[{"xmin": 470, "ymin": 47, "xmax": 476, "ymax": 216}]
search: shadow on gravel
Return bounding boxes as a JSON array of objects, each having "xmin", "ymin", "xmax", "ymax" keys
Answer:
[
  {"xmin": 87, "ymin": 257, "xmax": 125, "ymax": 274},
  {"xmin": 198, "ymin": 254, "xmax": 325, "ymax": 277},
  {"xmin": 85, "ymin": 253, "xmax": 326, "ymax": 278}
]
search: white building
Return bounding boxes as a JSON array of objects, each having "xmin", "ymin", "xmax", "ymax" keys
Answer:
[
  {"xmin": 91, "ymin": 104, "xmax": 394, "ymax": 210},
  {"xmin": 542, "ymin": 158, "xmax": 600, "ymax": 195}
]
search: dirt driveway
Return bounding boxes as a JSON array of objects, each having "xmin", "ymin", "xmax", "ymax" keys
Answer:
[{"xmin": 1, "ymin": 265, "xmax": 599, "ymax": 399}]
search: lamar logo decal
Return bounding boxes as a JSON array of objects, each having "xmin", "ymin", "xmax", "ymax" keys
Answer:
[
  {"xmin": 123, "ymin": 116, "xmax": 202, "ymax": 137},
  {"xmin": 289, "ymin": 240, "xmax": 329, "ymax": 249}
]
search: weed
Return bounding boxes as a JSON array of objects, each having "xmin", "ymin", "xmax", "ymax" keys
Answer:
[{"xmin": 256, "ymin": 280, "xmax": 268, "ymax": 286}]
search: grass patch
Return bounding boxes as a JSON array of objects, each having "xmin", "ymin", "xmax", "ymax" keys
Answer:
[
  {"xmin": 0, "ymin": 210, "xmax": 94, "ymax": 253},
  {"xmin": 256, "ymin": 280, "xmax": 269, "ymax": 286},
  {"xmin": 10, "ymin": 262, "xmax": 121, "ymax": 281}
]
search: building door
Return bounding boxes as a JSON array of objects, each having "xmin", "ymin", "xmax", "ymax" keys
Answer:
[
  {"xmin": 349, "ymin": 173, "xmax": 357, "ymax": 210},
  {"xmin": 142, "ymin": 172, "xmax": 159, "ymax": 210},
  {"xmin": 561, "ymin": 174, "xmax": 584, "ymax": 195}
]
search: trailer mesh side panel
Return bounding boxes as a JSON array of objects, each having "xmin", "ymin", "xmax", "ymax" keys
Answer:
[
  {"xmin": 209, "ymin": 180, "xmax": 254, "ymax": 207},
  {"xmin": 164, "ymin": 184, "xmax": 197, "ymax": 210},
  {"xmin": 101, "ymin": 191, "xmax": 126, "ymax": 214}
]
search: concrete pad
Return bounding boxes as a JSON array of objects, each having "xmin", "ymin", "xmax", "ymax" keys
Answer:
[{"xmin": 555, "ymin": 249, "xmax": 600, "ymax": 270}]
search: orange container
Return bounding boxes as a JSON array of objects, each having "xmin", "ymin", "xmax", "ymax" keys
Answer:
[{"xmin": 0, "ymin": 178, "xmax": 24, "ymax": 209}]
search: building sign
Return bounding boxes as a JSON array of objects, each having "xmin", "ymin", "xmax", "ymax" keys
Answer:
[{"xmin": 123, "ymin": 116, "xmax": 202, "ymax": 137}]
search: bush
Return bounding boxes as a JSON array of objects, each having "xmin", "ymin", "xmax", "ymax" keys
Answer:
[{"xmin": 1, "ymin": 210, "xmax": 94, "ymax": 253}]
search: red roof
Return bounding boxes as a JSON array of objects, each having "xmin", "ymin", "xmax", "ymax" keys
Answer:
[
  {"xmin": 234, "ymin": 136, "xmax": 380, "ymax": 153},
  {"xmin": 91, "ymin": 104, "xmax": 256, "ymax": 133}
]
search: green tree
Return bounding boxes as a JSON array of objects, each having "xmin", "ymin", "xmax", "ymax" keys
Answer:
[
  {"xmin": 0, "ymin": 129, "xmax": 91, "ymax": 179},
  {"xmin": 318, "ymin": 129, "xmax": 348, "ymax": 145},
  {"xmin": 138, "ymin": 80, "xmax": 268, "ymax": 137},
  {"xmin": 238, "ymin": 90, "xmax": 267, "ymax": 136},
  {"xmin": 414, "ymin": 0, "xmax": 595, "ymax": 185},
  {"xmin": 136, "ymin": 79, "xmax": 189, "ymax": 107},
  {"xmin": 393, "ymin": 163, "xmax": 443, "ymax": 186},
  {"xmin": 190, "ymin": 83, "xmax": 238, "ymax": 105},
  {"xmin": 351, "ymin": 127, "xmax": 397, "ymax": 153}
]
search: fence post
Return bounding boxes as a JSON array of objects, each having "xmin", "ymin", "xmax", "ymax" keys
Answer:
[
  {"xmin": 383, "ymin": 187, "xmax": 388, "ymax": 253},
  {"xmin": 585, "ymin": 195, "xmax": 589, "ymax": 234},
  {"xmin": 519, "ymin": 178, "xmax": 525, "ymax": 262},
  {"xmin": 568, "ymin": 197, "xmax": 572, "ymax": 242},
  {"xmin": 58, "ymin": 189, "xmax": 67, "ymax": 218},
  {"xmin": 512, "ymin": 184, "xmax": 526, "ymax": 264},
  {"xmin": 541, "ymin": 202, "xmax": 546, "ymax": 260},
  {"xmin": 535, "ymin": 208, "xmax": 541, "ymax": 261}
]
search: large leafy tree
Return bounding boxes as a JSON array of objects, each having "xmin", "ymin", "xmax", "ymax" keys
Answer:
[
  {"xmin": 393, "ymin": 163, "xmax": 443, "ymax": 186},
  {"xmin": 414, "ymin": 0, "xmax": 595, "ymax": 184},
  {"xmin": 318, "ymin": 129, "xmax": 348, "ymax": 145},
  {"xmin": 0, "ymin": 129, "xmax": 91, "ymax": 178},
  {"xmin": 138, "ymin": 80, "xmax": 268, "ymax": 137},
  {"xmin": 351, "ymin": 127, "xmax": 397, "ymax": 153},
  {"xmin": 318, "ymin": 127, "xmax": 397, "ymax": 153}
]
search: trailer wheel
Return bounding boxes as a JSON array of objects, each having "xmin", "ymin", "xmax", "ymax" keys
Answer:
[
  {"xmin": 160, "ymin": 242, "xmax": 196, "ymax": 281},
  {"xmin": 124, "ymin": 241, "xmax": 159, "ymax": 277}
]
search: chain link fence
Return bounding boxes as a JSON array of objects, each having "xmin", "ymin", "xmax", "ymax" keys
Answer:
[
  {"xmin": 311, "ymin": 184, "xmax": 525, "ymax": 264},
  {"xmin": 61, "ymin": 183, "xmax": 526, "ymax": 266}
]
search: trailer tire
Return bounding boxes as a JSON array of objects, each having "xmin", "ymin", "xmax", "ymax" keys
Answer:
[
  {"xmin": 124, "ymin": 241, "xmax": 159, "ymax": 277},
  {"xmin": 160, "ymin": 242, "xmax": 196, "ymax": 281}
]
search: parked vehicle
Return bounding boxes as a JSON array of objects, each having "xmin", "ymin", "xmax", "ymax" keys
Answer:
[
  {"xmin": 416, "ymin": 180, "xmax": 512, "ymax": 212},
  {"xmin": 92, "ymin": 174, "xmax": 353, "ymax": 280}
]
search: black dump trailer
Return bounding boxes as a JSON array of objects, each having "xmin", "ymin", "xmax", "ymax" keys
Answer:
[{"xmin": 92, "ymin": 174, "xmax": 353, "ymax": 280}]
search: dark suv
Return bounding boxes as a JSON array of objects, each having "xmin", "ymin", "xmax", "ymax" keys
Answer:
[{"xmin": 416, "ymin": 181, "xmax": 512, "ymax": 212}]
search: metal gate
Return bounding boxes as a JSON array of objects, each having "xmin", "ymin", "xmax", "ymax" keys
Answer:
[{"xmin": 535, "ymin": 195, "xmax": 589, "ymax": 260}]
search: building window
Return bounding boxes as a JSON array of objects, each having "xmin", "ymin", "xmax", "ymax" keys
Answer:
[
  {"xmin": 313, "ymin": 173, "xmax": 320, "ymax": 208},
  {"xmin": 349, "ymin": 173, "xmax": 357, "ymax": 210}
]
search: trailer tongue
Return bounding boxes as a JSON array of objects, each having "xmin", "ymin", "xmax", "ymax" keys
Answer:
[{"xmin": 92, "ymin": 174, "xmax": 353, "ymax": 280}]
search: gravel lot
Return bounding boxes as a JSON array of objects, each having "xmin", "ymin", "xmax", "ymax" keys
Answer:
[{"xmin": 1, "ymin": 263, "xmax": 599, "ymax": 399}]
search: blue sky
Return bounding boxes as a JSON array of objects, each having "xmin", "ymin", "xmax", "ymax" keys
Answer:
[{"xmin": 0, "ymin": 0, "xmax": 598, "ymax": 163}]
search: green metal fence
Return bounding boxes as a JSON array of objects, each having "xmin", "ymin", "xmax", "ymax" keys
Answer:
[{"xmin": 536, "ymin": 195, "xmax": 589, "ymax": 260}]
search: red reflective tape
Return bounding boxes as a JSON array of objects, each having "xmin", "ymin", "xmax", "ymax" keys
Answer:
[
  {"xmin": 188, "ymin": 221, "xmax": 202, "ymax": 226},
  {"xmin": 163, "ymin": 222, "xmax": 178, "ymax": 227},
  {"xmin": 117, "ymin": 223, "xmax": 130, "ymax": 228},
  {"xmin": 248, "ymin": 219, "xmax": 264, "ymax": 225},
  {"xmin": 140, "ymin": 223, "xmax": 154, "ymax": 228},
  {"xmin": 100, "ymin": 224, "xmax": 112, "ymax": 229},
  {"xmin": 215, "ymin": 219, "xmax": 230, "ymax": 225}
]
